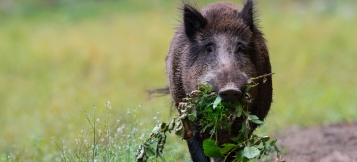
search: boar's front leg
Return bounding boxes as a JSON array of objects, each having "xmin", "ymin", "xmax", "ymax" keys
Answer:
[
  {"xmin": 186, "ymin": 120, "xmax": 210, "ymax": 162},
  {"xmin": 187, "ymin": 132, "xmax": 210, "ymax": 162}
]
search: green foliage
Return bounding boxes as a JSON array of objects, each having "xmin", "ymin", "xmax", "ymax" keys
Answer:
[
  {"xmin": 194, "ymin": 79, "xmax": 280, "ymax": 161},
  {"xmin": 203, "ymin": 139, "xmax": 222, "ymax": 158},
  {"xmin": 137, "ymin": 74, "xmax": 280, "ymax": 161},
  {"xmin": 136, "ymin": 98, "xmax": 196, "ymax": 161},
  {"xmin": 192, "ymin": 84, "xmax": 235, "ymax": 140},
  {"xmin": 135, "ymin": 123, "xmax": 168, "ymax": 161}
]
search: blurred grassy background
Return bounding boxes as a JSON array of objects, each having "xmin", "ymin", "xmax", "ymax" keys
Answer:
[{"xmin": 0, "ymin": 0, "xmax": 356, "ymax": 161}]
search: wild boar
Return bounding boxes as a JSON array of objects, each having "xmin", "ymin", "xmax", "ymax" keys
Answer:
[{"xmin": 165, "ymin": 0, "xmax": 272, "ymax": 161}]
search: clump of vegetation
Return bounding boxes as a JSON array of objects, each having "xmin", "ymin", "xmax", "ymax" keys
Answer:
[
  {"xmin": 52, "ymin": 102, "xmax": 156, "ymax": 161},
  {"xmin": 136, "ymin": 73, "xmax": 282, "ymax": 162}
]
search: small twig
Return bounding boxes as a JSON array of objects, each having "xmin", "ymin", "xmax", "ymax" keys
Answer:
[{"xmin": 250, "ymin": 73, "xmax": 275, "ymax": 80}]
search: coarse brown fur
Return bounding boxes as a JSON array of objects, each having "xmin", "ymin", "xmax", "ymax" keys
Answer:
[{"xmin": 166, "ymin": 0, "xmax": 272, "ymax": 161}]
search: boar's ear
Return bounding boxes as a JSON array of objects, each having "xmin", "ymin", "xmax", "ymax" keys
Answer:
[
  {"xmin": 240, "ymin": 0, "xmax": 255, "ymax": 31},
  {"xmin": 183, "ymin": 4, "xmax": 207, "ymax": 41}
]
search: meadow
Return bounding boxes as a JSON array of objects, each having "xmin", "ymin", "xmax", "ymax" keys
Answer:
[{"xmin": 0, "ymin": 0, "xmax": 356, "ymax": 161}]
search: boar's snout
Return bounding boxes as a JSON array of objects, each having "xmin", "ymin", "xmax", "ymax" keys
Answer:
[
  {"xmin": 218, "ymin": 87, "xmax": 242, "ymax": 102},
  {"xmin": 210, "ymin": 67, "xmax": 249, "ymax": 102}
]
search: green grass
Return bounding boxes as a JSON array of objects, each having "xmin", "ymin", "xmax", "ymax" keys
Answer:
[
  {"xmin": 261, "ymin": 1, "xmax": 357, "ymax": 130},
  {"xmin": 0, "ymin": 0, "xmax": 356, "ymax": 161},
  {"xmin": 52, "ymin": 102, "xmax": 182, "ymax": 161}
]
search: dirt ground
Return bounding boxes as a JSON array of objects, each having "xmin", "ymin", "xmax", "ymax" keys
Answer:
[{"xmin": 273, "ymin": 122, "xmax": 357, "ymax": 162}]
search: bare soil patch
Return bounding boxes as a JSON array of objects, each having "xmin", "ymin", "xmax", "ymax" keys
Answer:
[{"xmin": 274, "ymin": 122, "xmax": 357, "ymax": 162}]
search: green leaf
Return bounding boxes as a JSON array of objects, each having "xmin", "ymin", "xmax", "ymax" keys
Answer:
[
  {"xmin": 252, "ymin": 119, "xmax": 265, "ymax": 125},
  {"xmin": 220, "ymin": 143, "xmax": 237, "ymax": 155},
  {"xmin": 270, "ymin": 139, "xmax": 277, "ymax": 146},
  {"xmin": 188, "ymin": 114, "xmax": 196, "ymax": 121},
  {"xmin": 236, "ymin": 150, "xmax": 244, "ymax": 160},
  {"xmin": 230, "ymin": 137, "xmax": 239, "ymax": 142},
  {"xmin": 249, "ymin": 115, "xmax": 259, "ymax": 120},
  {"xmin": 203, "ymin": 139, "xmax": 222, "ymax": 157},
  {"xmin": 240, "ymin": 121, "xmax": 246, "ymax": 133},
  {"xmin": 236, "ymin": 105, "xmax": 242, "ymax": 117},
  {"xmin": 213, "ymin": 96, "xmax": 222, "ymax": 109},
  {"xmin": 174, "ymin": 120, "xmax": 185, "ymax": 138},
  {"xmin": 205, "ymin": 103, "xmax": 214, "ymax": 109},
  {"xmin": 266, "ymin": 146, "xmax": 272, "ymax": 152},
  {"xmin": 222, "ymin": 102, "xmax": 235, "ymax": 107},
  {"xmin": 262, "ymin": 136, "xmax": 270, "ymax": 143},
  {"xmin": 243, "ymin": 146, "xmax": 260, "ymax": 159},
  {"xmin": 274, "ymin": 145, "xmax": 280, "ymax": 153},
  {"xmin": 245, "ymin": 83, "xmax": 258, "ymax": 92},
  {"xmin": 236, "ymin": 150, "xmax": 250, "ymax": 162},
  {"xmin": 144, "ymin": 145, "xmax": 156, "ymax": 157}
]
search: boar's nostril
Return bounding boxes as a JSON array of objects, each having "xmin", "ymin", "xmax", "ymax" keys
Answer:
[{"xmin": 218, "ymin": 88, "xmax": 242, "ymax": 102}]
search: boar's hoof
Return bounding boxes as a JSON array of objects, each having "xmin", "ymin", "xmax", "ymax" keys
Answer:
[{"xmin": 218, "ymin": 88, "xmax": 242, "ymax": 102}]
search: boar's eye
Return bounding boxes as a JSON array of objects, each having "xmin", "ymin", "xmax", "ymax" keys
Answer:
[
  {"xmin": 235, "ymin": 43, "xmax": 246, "ymax": 55},
  {"xmin": 206, "ymin": 44, "xmax": 214, "ymax": 54}
]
